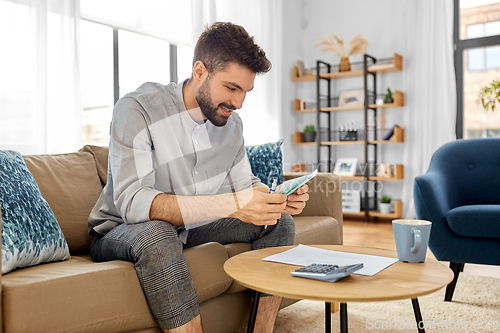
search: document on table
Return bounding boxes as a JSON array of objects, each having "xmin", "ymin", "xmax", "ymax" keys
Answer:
[{"xmin": 262, "ymin": 244, "xmax": 398, "ymax": 276}]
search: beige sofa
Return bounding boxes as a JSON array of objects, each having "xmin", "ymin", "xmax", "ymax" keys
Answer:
[{"xmin": 0, "ymin": 145, "xmax": 343, "ymax": 333}]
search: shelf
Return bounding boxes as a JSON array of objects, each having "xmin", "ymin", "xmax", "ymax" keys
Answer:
[
  {"xmin": 293, "ymin": 99, "xmax": 316, "ymax": 113},
  {"xmin": 340, "ymin": 165, "xmax": 404, "ymax": 181},
  {"xmin": 368, "ymin": 53, "xmax": 403, "ymax": 73},
  {"xmin": 373, "ymin": 90, "xmax": 405, "ymax": 108},
  {"xmin": 291, "ymin": 66, "xmax": 316, "ymax": 82},
  {"xmin": 293, "ymin": 131, "xmax": 316, "ymax": 145},
  {"xmin": 320, "ymin": 69, "xmax": 366, "ymax": 80},
  {"xmin": 292, "ymin": 53, "xmax": 403, "ymax": 82},
  {"xmin": 295, "ymin": 109, "xmax": 316, "ymax": 113},
  {"xmin": 372, "ymin": 127, "xmax": 405, "ymax": 143},
  {"xmin": 343, "ymin": 200, "xmax": 403, "ymax": 219},
  {"xmin": 320, "ymin": 105, "xmax": 366, "ymax": 112},
  {"xmin": 320, "ymin": 127, "xmax": 404, "ymax": 145},
  {"xmin": 319, "ymin": 91, "xmax": 404, "ymax": 112},
  {"xmin": 320, "ymin": 140, "xmax": 364, "ymax": 145},
  {"xmin": 340, "ymin": 176, "xmax": 365, "ymax": 181}
]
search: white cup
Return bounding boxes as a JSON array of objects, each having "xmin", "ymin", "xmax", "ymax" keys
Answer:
[{"xmin": 392, "ymin": 219, "xmax": 432, "ymax": 263}]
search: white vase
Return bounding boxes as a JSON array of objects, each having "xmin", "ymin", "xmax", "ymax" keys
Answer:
[{"xmin": 379, "ymin": 203, "xmax": 391, "ymax": 214}]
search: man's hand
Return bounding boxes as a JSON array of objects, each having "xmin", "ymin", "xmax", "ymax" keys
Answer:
[
  {"xmin": 276, "ymin": 184, "xmax": 310, "ymax": 215},
  {"xmin": 229, "ymin": 187, "xmax": 287, "ymax": 226}
]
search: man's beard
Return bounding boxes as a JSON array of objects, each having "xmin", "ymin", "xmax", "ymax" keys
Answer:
[{"xmin": 195, "ymin": 77, "xmax": 235, "ymax": 127}]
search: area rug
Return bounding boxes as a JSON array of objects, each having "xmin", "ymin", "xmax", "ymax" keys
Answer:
[{"xmin": 272, "ymin": 274, "xmax": 500, "ymax": 332}]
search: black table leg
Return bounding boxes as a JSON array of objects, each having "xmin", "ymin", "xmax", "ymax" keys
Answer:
[
  {"xmin": 247, "ymin": 290, "xmax": 261, "ymax": 333},
  {"xmin": 325, "ymin": 302, "xmax": 331, "ymax": 333},
  {"xmin": 411, "ymin": 298, "xmax": 425, "ymax": 333},
  {"xmin": 340, "ymin": 303, "xmax": 348, "ymax": 333}
]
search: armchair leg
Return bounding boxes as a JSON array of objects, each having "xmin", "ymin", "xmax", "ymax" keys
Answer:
[{"xmin": 445, "ymin": 262, "xmax": 463, "ymax": 302}]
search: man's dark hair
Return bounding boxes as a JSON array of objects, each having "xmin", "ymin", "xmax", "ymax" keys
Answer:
[{"xmin": 192, "ymin": 22, "xmax": 271, "ymax": 75}]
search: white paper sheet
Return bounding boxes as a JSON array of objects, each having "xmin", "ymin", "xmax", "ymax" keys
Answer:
[{"xmin": 262, "ymin": 244, "xmax": 398, "ymax": 276}]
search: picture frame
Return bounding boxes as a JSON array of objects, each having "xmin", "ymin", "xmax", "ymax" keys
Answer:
[
  {"xmin": 338, "ymin": 89, "xmax": 365, "ymax": 107},
  {"xmin": 333, "ymin": 158, "xmax": 358, "ymax": 176}
]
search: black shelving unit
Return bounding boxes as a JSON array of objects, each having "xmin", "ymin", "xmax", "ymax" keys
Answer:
[
  {"xmin": 292, "ymin": 53, "xmax": 403, "ymax": 221},
  {"xmin": 315, "ymin": 54, "xmax": 378, "ymax": 222},
  {"xmin": 316, "ymin": 60, "xmax": 332, "ymax": 171}
]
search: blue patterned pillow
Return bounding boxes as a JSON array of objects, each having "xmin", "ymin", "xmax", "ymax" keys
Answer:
[
  {"xmin": 0, "ymin": 150, "xmax": 70, "ymax": 274},
  {"xmin": 245, "ymin": 140, "xmax": 283, "ymax": 188}
]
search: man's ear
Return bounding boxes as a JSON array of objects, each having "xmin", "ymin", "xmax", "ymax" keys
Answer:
[{"xmin": 192, "ymin": 61, "xmax": 208, "ymax": 82}]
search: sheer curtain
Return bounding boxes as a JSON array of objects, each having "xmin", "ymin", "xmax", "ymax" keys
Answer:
[
  {"xmin": 192, "ymin": 0, "xmax": 283, "ymax": 145},
  {"xmin": 0, "ymin": 0, "xmax": 81, "ymax": 155},
  {"xmin": 401, "ymin": 0, "xmax": 457, "ymax": 218}
]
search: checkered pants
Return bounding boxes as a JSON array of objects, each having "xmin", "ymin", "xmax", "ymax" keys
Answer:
[{"xmin": 90, "ymin": 214, "xmax": 295, "ymax": 330}]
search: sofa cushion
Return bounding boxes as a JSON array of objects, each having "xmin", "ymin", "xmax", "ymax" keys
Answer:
[
  {"xmin": 80, "ymin": 145, "xmax": 109, "ymax": 186},
  {"xmin": 447, "ymin": 204, "xmax": 500, "ymax": 239},
  {"xmin": 1, "ymin": 255, "xmax": 157, "ymax": 333},
  {"xmin": 2, "ymin": 243, "xmax": 232, "ymax": 333},
  {"xmin": 0, "ymin": 150, "xmax": 70, "ymax": 274},
  {"xmin": 293, "ymin": 216, "xmax": 341, "ymax": 245},
  {"xmin": 245, "ymin": 140, "xmax": 283, "ymax": 188},
  {"xmin": 1, "ymin": 242, "xmax": 231, "ymax": 333},
  {"xmin": 184, "ymin": 242, "xmax": 233, "ymax": 303},
  {"xmin": 82, "ymin": 143, "xmax": 285, "ymax": 189},
  {"xmin": 24, "ymin": 151, "xmax": 103, "ymax": 253}
]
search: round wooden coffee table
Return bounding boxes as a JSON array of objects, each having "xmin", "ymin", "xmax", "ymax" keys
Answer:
[{"xmin": 224, "ymin": 245, "xmax": 454, "ymax": 333}]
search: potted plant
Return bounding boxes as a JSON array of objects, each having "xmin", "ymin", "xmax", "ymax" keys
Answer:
[
  {"xmin": 303, "ymin": 124, "xmax": 316, "ymax": 142},
  {"xmin": 379, "ymin": 195, "xmax": 392, "ymax": 214},
  {"xmin": 314, "ymin": 34, "xmax": 368, "ymax": 72},
  {"xmin": 477, "ymin": 79, "xmax": 500, "ymax": 112},
  {"xmin": 384, "ymin": 88, "xmax": 393, "ymax": 104}
]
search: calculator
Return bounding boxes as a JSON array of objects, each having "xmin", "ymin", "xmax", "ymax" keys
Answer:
[{"xmin": 291, "ymin": 263, "xmax": 364, "ymax": 282}]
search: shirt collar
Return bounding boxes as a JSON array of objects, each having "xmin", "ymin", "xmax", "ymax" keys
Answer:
[{"xmin": 175, "ymin": 79, "xmax": 206, "ymax": 128}]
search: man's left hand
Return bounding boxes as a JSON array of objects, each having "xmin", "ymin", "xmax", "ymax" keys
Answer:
[{"xmin": 276, "ymin": 184, "xmax": 309, "ymax": 215}]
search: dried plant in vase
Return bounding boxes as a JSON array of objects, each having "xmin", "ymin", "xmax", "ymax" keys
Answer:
[{"xmin": 314, "ymin": 34, "xmax": 368, "ymax": 72}]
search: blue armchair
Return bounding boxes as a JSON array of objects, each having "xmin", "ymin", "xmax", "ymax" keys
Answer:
[{"xmin": 414, "ymin": 138, "xmax": 500, "ymax": 301}]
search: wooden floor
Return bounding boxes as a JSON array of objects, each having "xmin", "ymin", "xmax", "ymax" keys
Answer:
[{"xmin": 343, "ymin": 219, "xmax": 500, "ymax": 279}]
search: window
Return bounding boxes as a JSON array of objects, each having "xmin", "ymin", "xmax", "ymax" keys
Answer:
[
  {"xmin": 0, "ymin": 1, "xmax": 34, "ymax": 151},
  {"xmin": 118, "ymin": 30, "xmax": 170, "ymax": 98},
  {"xmin": 177, "ymin": 44, "xmax": 195, "ymax": 83},
  {"xmin": 467, "ymin": 20, "xmax": 500, "ymax": 70},
  {"xmin": 1, "ymin": 0, "xmax": 82, "ymax": 154},
  {"xmin": 79, "ymin": 21, "xmax": 191, "ymax": 146},
  {"xmin": 80, "ymin": 20, "xmax": 114, "ymax": 145},
  {"xmin": 79, "ymin": 0, "xmax": 194, "ymax": 146},
  {"xmin": 455, "ymin": 1, "xmax": 500, "ymax": 139}
]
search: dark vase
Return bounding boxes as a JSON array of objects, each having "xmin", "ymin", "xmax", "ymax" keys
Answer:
[{"xmin": 304, "ymin": 131, "xmax": 316, "ymax": 142}]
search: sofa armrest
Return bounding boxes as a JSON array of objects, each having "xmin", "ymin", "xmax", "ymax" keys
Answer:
[
  {"xmin": 414, "ymin": 171, "xmax": 461, "ymax": 225},
  {"xmin": 283, "ymin": 172, "xmax": 343, "ymax": 244}
]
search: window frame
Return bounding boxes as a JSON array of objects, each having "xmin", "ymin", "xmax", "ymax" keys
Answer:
[
  {"xmin": 454, "ymin": 1, "xmax": 500, "ymax": 138},
  {"xmin": 80, "ymin": 18, "xmax": 183, "ymax": 146},
  {"xmin": 81, "ymin": 17, "xmax": 181, "ymax": 104}
]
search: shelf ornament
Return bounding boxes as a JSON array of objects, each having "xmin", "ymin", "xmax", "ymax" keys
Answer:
[
  {"xmin": 303, "ymin": 124, "xmax": 317, "ymax": 142},
  {"xmin": 314, "ymin": 34, "xmax": 368, "ymax": 72},
  {"xmin": 379, "ymin": 195, "xmax": 392, "ymax": 214}
]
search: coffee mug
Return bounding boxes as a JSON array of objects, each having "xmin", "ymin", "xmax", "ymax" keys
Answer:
[{"xmin": 392, "ymin": 219, "xmax": 432, "ymax": 263}]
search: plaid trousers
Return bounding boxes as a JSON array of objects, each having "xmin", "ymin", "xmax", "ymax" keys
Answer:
[{"xmin": 90, "ymin": 214, "xmax": 295, "ymax": 330}]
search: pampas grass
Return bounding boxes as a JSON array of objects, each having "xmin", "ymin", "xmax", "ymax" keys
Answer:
[{"xmin": 315, "ymin": 34, "xmax": 368, "ymax": 59}]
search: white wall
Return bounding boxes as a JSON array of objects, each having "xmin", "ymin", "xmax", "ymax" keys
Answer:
[{"xmin": 281, "ymin": 0, "xmax": 410, "ymax": 205}]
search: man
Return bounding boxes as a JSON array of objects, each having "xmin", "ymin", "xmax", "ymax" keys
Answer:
[{"xmin": 88, "ymin": 22, "xmax": 309, "ymax": 333}]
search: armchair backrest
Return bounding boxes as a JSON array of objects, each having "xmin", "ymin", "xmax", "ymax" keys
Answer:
[{"xmin": 427, "ymin": 138, "xmax": 500, "ymax": 206}]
